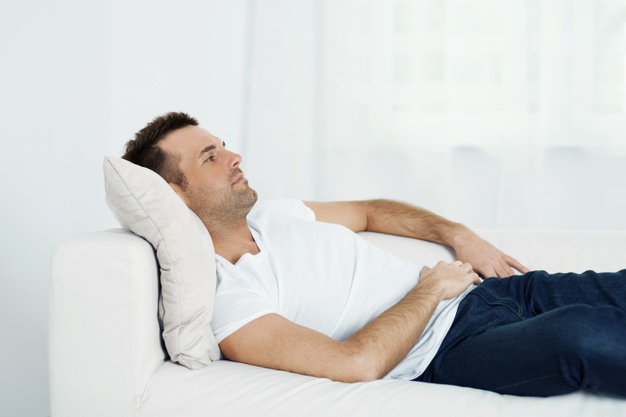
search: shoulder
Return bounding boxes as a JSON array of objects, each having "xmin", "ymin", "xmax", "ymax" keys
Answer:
[{"xmin": 249, "ymin": 198, "xmax": 315, "ymax": 222}]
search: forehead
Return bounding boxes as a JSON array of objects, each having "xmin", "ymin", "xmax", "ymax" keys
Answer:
[{"xmin": 158, "ymin": 126, "xmax": 220, "ymax": 161}]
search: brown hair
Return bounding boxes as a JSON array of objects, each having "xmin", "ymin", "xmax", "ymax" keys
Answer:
[{"xmin": 123, "ymin": 112, "xmax": 198, "ymax": 187}]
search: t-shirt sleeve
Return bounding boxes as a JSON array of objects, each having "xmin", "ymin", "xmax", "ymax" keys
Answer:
[
  {"xmin": 213, "ymin": 199, "xmax": 314, "ymax": 344},
  {"xmin": 250, "ymin": 198, "xmax": 315, "ymax": 222},
  {"xmin": 211, "ymin": 263, "xmax": 278, "ymax": 343}
]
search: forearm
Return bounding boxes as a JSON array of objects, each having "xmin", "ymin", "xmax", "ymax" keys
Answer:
[
  {"xmin": 219, "ymin": 261, "xmax": 479, "ymax": 384},
  {"xmin": 360, "ymin": 199, "xmax": 529, "ymax": 277},
  {"xmin": 361, "ymin": 199, "xmax": 472, "ymax": 248},
  {"xmin": 219, "ymin": 287, "xmax": 440, "ymax": 384},
  {"xmin": 340, "ymin": 278, "xmax": 443, "ymax": 381}
]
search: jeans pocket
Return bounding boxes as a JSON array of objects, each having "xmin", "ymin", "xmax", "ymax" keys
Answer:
[{"xmin": 470, "ymin": 283, "xmax": 525, "ymax": 321}]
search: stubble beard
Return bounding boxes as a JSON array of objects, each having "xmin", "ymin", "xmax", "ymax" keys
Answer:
[{"xmin": 187, "ymin": 182, "xmax": 258, "ymax": 228}]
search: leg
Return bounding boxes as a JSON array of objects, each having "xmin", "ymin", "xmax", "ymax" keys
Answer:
[
  {"xmin": 417, "ymin": 270, "xmax": 626, "ymax": 396},
  {"xmin": 490, "ymin": 269, "xmax": 626, "ymax": 315},
  {"xmin": 424, "ymin": 304, "xmax": 626, "ymax": 397}
]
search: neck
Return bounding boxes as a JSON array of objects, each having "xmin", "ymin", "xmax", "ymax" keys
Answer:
[{"xmin": 206, "ymin": 218, "xmax": 259, "ymax": 264}]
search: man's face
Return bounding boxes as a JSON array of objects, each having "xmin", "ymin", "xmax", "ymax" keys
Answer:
[{"xmin": 159, "ymin": 125, "xmax": 258, "ymax": 223}]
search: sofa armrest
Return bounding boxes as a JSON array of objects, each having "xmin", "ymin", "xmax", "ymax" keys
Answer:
[{"xmin": 50, "ymin": 229, "xmax": 165, "ymax": 417}]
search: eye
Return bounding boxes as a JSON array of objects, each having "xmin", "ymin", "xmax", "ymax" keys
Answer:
[{"xmin": 205, "ymin": 154, "xmax": 216, "ymax": 163}]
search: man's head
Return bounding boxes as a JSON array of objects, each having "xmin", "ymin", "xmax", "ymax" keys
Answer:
[
  {"xmin": 123, "ymin": 112, "xmax": 197, "ymax": 188},
  {"xmin": 124, "ymin": 112, "xmax": 258, "ymax": 226}
]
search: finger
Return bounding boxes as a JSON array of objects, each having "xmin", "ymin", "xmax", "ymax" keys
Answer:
[
  {"xmin": 421, "ymin": 265, "xmax": 431, "ymax": 274},
  {"xmin": 461, "ymin": 262, "xmax": 474, "ymax": 274},
  {"xmin": 477, "ymin": 265, "xmax": 496, "ymax": 279},
  {"xmin": 506, "ymin": 255, "xmax": 531, "ymax": 274},
  {"xmin": 500, "ymin": 257, "xmax": 513, "ymax": 273},
  {"xmin": 496, "ymin": 261, "xmax": 515, "ymax": 278},
  {"xmin": 470, "ymin": 273, "xmax": 482, "ymax": 285},
  {"xmin": 452, "ymin": 260, "xmax": 463, "ymax": 267}
]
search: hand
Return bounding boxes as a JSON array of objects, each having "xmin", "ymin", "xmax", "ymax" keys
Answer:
[
  {"xmin": 453, "ymin": 231, "xmax": 530, "ymax": 278},
  {"xmin": 419, "ymin": 260, "xmax": 482, "ymax": 300}
]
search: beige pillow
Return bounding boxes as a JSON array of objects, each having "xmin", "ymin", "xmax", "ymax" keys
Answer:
[{"xmin": 103, "ymin": 156, "xmax": 220, "ymax": 369}]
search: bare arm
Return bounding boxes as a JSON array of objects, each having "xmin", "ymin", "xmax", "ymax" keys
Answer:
[
  {"xmin": 220, "ymin": 261, "xmax": 480, "ymax": 382},
  {"xmin": 304, "ymin": 199, "xmax": 530, "ymax": 277}
]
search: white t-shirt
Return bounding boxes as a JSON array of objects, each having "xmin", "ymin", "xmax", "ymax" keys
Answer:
[{"xmin": 212, "ymin": 199, "xmax": 475, "ymax": 380}]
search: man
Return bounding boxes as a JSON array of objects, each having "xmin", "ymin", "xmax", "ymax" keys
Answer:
[{"xmin": 124, "ymin": 112, "xmax": 626, "ymax": 397}]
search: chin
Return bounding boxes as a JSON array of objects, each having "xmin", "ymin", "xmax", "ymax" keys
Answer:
[
  {"xmin": 247, "ymin": 190, "xmax": 259, "ymax": 209},
  {"xmin": 239, "ymin": 188, "xmax": 258, "ymax": 211}
]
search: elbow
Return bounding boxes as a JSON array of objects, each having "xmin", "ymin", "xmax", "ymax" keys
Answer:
[
  {"xmin": 343, "ymin": 361, "xmax": 382, "ymax": 383},
  {"xmin": 353, "ymin": 369, "xmax": 381, "ymax": 383},
  {"xmin": 333, "ymin": 345, "xmax": 384, "ymax": 383}
]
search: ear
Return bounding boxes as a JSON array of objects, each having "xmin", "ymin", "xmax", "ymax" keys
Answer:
[{"xmin": 169, "ymin": 183, "xmax": 191, "ymax": 207}]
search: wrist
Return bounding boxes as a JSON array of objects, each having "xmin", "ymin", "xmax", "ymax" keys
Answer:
[
  {"xmin": 415, "ymin": 278, "xmax": 446, "ymax": 302},
  {"xmin": 442, "ymin": 222, "xmax": 473, "ymax": 249}
]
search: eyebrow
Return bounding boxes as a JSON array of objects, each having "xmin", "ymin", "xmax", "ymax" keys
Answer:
[
  {"xmin": 198, "ymin": 145, "xmax": 216, "ymax": 159},
  {"xmin": 198, "ymin": 141, "xmax": 226, "ymax": 159}
]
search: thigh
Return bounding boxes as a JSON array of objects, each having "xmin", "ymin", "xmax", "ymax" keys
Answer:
[
  {"xmin": 428, "ymin": 304, "xmax": 626, "ymax": 397},
  {"xmin": 485, "ymin": 269, "xmax": 626, "ymax": 315}
]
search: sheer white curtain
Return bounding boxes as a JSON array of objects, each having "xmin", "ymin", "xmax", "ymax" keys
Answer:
[{"xmin": 244, "ymin": 0, "xmax": 626, "ymax": 230}]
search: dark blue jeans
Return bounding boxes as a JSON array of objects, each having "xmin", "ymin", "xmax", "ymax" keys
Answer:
[{"xmin": 415, "ymin": 270, "xmax": 626, "ymax": 397}]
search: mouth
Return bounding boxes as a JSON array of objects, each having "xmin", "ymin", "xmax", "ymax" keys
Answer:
[{"xmin": 232, "ymin": 172, "xmax": 246, "ymax": 185}]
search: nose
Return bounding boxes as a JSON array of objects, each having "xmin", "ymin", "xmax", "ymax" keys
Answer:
[{"xmin": 228, "ymin": 150, "xmax": 242, "ymax": 169}]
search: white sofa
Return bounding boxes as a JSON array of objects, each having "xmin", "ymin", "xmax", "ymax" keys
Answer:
[{"xmin": 50, "ymin": 228, "xmax": 626, "ymax": 417}]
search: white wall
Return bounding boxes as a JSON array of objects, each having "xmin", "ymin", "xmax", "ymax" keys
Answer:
[
  {"xmin": 244, "ymin": 0, "xmax": 626, "ymax": 230},
  {"xmin": 0, "ymin": 1, "xmax": 247, "ymax": 415}
]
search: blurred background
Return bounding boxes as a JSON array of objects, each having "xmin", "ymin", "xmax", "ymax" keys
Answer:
[{"xmin": 1, "ymin": 0, "xmax": 625, "ymax": 415}]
